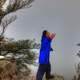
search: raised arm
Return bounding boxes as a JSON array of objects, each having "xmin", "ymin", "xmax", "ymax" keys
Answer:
[{"xmin": 49, "ymin": 33, "xmax": 56, "ymax": 40}]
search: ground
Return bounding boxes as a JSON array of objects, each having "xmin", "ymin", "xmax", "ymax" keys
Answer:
[
  {"xmin": 0, "ymin": 59, "xmax": 64, "ymax": 80},
  {"xmin": 0, "ymin": 59, "xmax": 17, "ymax": 80}
]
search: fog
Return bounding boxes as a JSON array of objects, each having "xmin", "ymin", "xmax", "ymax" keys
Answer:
[{"xmin": 5, "ymin": 0, "xmax": 80, "ymax": 80}]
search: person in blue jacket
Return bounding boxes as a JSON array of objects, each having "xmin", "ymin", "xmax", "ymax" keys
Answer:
[{"xmin": 36, "ymin": 30, "xmax": 56, "ymax": 80}]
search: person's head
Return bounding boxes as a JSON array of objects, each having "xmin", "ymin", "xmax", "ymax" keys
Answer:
[
  {"xmin": 42, "ymin": 30, "xmax": 50, "ymax": 37},
  {"xmin": 42, "ymin": 30, "xmax": 56, "ymax": 39}
]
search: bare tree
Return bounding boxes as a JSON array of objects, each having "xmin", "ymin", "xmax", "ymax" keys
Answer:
[
  {"xmin": 0, "ymin": 0, "xmax": 34, "ymax": 38},
  {"xmin": 73, "ymin": 44, "xmax": 80, "ymax": 80},
  {"xmin": 0, "ymin": 0, "xmax": 34, "ymax": 55}
]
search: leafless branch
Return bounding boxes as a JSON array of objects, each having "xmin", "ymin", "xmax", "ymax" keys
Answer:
[
  {"xmin": 0, "ymin": 0, "xmax": 34, "ymax": 37},
  {"xmin": 0, "ymin": 15, "xmax": 17, "ymax": 36}
]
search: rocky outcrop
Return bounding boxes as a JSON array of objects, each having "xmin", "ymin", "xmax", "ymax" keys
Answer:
[
  {"xmin": 42, "ymin": 74, "xmax": 64, "ymax": 80},
  {"xmin": 0, "ymin": 59, "xmax": 17, "ymax": 80},
  {"xmin": 0, "ymin": 59, "xmax": 64, "ymax": 80},
  {"xmin": 0, "ymin": 58, "xmax": 35, "ymax": 80}
]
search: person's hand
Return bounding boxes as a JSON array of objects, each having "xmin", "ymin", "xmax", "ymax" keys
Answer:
[{"xmin": 50, "ymin": 33, "xmax": 56, "ymax": 39}]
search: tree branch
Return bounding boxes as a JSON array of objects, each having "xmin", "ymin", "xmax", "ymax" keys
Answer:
[
  {"xmin": 0, "ymin": 15, "xmax": 17, "ymax": 36},
  {"xmin": 0, "ymin": 0, "xmax": 34, "ymax": 37}
]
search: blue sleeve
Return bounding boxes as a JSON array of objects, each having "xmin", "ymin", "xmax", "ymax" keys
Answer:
[{"xmin": 41, "ymin": 35, "xmax": 52, "ymax": 51}]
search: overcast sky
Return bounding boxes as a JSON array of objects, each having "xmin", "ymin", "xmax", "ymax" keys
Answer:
[{"xmin": 4, "ymin": 0, "xmax": 80, "ymax": 80}]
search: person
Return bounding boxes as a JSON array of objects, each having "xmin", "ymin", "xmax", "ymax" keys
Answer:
[{"xmin": 36, "ymin": 30, "xmax": 56, "ymax": 80}]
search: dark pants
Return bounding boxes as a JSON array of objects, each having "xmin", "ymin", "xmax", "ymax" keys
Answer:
[{"xmin": 36, "ymin": 63, "xmax": 51, "ymax": 80}]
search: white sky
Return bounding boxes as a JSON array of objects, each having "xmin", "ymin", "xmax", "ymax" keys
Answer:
[{"xmin": 4, "ymin": 0, "xmax": 80, "ymax": 80}]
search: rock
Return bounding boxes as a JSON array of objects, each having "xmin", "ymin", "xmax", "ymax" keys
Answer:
[
  {"xmin": 0, "ymin": 56, "xmax": 5, "ymax": 59},
  {"xmin": 0, "ymin": 59, "xmax": 18, "ymax": 80},
  {"xmin": 5, "ymin": 53, "xmax": 14, "ymax": 58},
  {"xmin": 43, "ymin": 74, "xmax": 64, "ymax": 80},
  {"xmin": 53, "ymin": 75, "xmax": 64, "ymax": 80}
]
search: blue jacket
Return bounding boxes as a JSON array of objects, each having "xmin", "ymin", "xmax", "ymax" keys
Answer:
[{"xmin": 39, "ymin": 35, "xmax": 52, "ymax": 64}]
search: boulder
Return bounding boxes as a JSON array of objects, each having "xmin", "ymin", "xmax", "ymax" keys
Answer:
[{"xmin": 0, "ymin": 59, "xmax": 17, "ymax": 80}]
